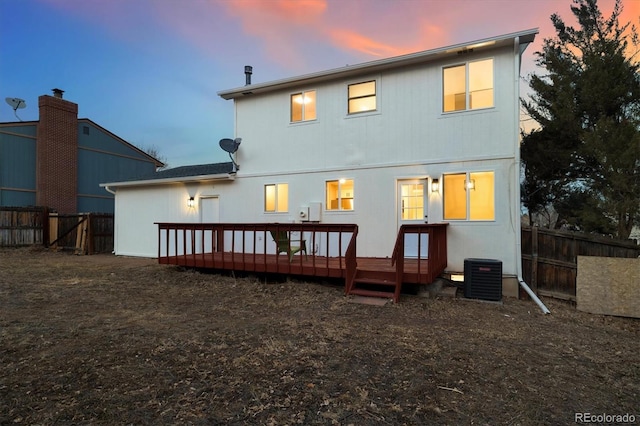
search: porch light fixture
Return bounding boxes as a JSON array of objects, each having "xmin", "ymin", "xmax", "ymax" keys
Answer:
[
  {"xmin": 466, "ymin": 179, "xmax": 476, "ymax": 190},
  {"xmin": 431, "ymin": 178, "xmax": 440, "ymax": 193},
  {"xmin": 187, "ymin": 197, "xmax": 195, "ymax": 208}
]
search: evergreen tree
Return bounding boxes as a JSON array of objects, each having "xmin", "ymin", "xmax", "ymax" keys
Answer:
[{"xmin": 521, "ymin": 0, "xmax": 640, "ymax": 239}]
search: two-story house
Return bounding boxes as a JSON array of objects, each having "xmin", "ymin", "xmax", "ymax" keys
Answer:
[{"xmin": 102, "ymin": 29, "xmax": 537, "ymax": 298}]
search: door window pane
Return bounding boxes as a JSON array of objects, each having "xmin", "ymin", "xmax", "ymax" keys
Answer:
[{"xmin": 400, "ymin": 183, "xmax": 424, "ymax": 220}]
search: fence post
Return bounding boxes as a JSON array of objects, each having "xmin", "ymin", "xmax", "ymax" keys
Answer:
[
  {"xmin": 87, "ymin": 213, "xmax": 93, "ymax": 255},
  {"xmin": 531, "ymin": 226, "xmax": 538, "ymax": 293},
  {"xmin": 41, "ymin": 207, "xmax": 47, "ymax": 247},
  {"xmin": 49, "ymin": 211, "xmax": 58, "ymax": 249}
]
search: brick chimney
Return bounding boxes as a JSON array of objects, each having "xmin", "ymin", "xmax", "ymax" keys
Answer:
[{"xmin": 36, "ymin": 89, "xmax": 78, "ymax": 213}]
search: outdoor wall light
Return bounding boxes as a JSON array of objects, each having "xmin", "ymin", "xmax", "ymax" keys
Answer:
[
  {"xmin": 187, "ymin": 197, "xmax": 195, "ymax": 208},
  {"xmin": 431, "ymin": 179, "xmax": 440, "ymax": 193},
  {"xmin": 466, "ymin": 179, "xmax": 476, "ymax": 191}
]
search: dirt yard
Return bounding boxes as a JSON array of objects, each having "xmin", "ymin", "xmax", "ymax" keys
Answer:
[{"xmin": 1, "ymin": 247, "xmax": 638, "ymax": 425}]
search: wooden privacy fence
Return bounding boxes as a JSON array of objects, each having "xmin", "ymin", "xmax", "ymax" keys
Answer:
[
  {"xmin": 0, "ymin": 207, "xmax": 113, "ymax": 254},
  {"xmin": 521, "ymin": 225, "xmax": 640, "ymax": 301},
  {"xmin": 49, "ymin": 213, "xmax": 114, "ymax": 254},
  {"xmin": 0, "ymin": 206, "xmax": 49, "ymax": 246}
]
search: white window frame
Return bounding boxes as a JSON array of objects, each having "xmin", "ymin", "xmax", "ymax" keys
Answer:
[
  {"xmin": 290, "ymin": 90, "xmax": 317, "ymax": 123},
  {"xmin": 442, "ymin": 171, "xmax": 495, "ymax": 221},
  {"xmin": 264, "ymin": 183, "xmax": 289, "ymax": 213},
  {"xmin": 325, "ymin": 179, "xmax": 355, "ymax": 211},
  {"xmin": 442, "ymin": 58, "xmax": 494, "ymax": 113}
]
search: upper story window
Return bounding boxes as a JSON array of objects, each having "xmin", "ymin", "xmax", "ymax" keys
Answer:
[
  {"xmin": 265, "ymin": 183, "xmax": 288, "ymax": 213},
  {"xmin": 443, "ymin": 171, "xmax": 494, "ymax": 221},
  {"xmin": 291, "ymin": 90, "xmax": 316, "ymax": 122},
  {"xmin": 348, "ymin": 81, "xmax": 376, "ymax": 114},
  {"xmin": 443, "ymin": 58, "xmax": 494, "ymax": 112},
  {"xmin": 326, "ymin": 179, "xmax": 354, "ymax": 211}
]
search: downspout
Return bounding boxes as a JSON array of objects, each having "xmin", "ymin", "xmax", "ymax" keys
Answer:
[
  {"xmin": 103, "ymin": 185, "xmax": 117, "ymax": 254},
  {"xmin": 514, "ymin": 36, "xmax": 550, "ymax": 314}
]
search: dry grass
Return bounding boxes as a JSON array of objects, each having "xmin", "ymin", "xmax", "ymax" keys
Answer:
[{"xmin": 1, "ymin": 247, "xmax": 638, "ymax": 425}]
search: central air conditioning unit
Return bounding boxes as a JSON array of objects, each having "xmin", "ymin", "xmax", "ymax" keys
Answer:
[{"xmin": 464, "ymin": 258, "xmax": 502, "ymax": 301}]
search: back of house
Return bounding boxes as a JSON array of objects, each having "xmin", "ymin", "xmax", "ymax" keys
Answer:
[{"xmin": 105, "ymin": 29, "xmax": 537, "ymax": 294}]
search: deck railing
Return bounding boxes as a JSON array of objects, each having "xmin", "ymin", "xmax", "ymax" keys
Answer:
[
  {"xmin": 156, "ymin": 222, "xmax": 358, "ymax": 280},
  {"xmin": 391, "ymin": 223, "xmax": 449, "ymax": 297}
]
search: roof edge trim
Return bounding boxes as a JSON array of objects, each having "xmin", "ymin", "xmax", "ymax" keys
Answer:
[
  {"xmin": 100, "ymin": 173, "xmax": 236, "ymax": 188},
  {"xmin": 218, "ymin": 28, "xmax": 538, "ymax": 100}
]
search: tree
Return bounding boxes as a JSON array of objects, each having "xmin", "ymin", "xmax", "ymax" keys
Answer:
[
  {"xmin": 521, "ymin": 0, "xmax": 640, "ymax": 239},
  {"xmin": 143, "ymin": 144, "xmax": 169, "ymax": 170}
]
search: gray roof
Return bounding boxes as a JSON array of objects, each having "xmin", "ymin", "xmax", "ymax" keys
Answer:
[
  {"xmin": 101, "ymin": 162, "xmax": 235, "ymax": 188},
  {"xmin": 142, "ymin": 162, "xmax": 234, "ymax": 180}
]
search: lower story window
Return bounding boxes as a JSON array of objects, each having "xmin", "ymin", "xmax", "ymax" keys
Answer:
[
  {"xmin": 265, "ymin": 183, "xmax": 288, "ymax": 212},
  {"xmin": 443, "ymin": 171, "xmax": 494, "ymax": 220},
  {"xmin": 326, "ymin": 179, "xmax": 354, "ymax": 211}
]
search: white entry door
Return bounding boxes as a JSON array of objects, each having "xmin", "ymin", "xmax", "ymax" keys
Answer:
[
  {"xmin": 397, "ymin": 179, "xmax": 428, "ymax": 258},
  {"xmin": 201, "ymin": 197, "xmax": 220, "ymax": 223},
  {"xmin": 200, "ymin": 197, "xmax": 220, "ymax": 252}
]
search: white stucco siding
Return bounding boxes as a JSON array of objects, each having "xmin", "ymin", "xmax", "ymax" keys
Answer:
[
  {"xmin": 113, "ymin": 183, "xmax": 225, "ymax": 257},
  {"xmin": 224, "ymin": 156, "xmax": 518, "ymax": 274},
  {"xmin": 234, "ymin": 45, "xmax": 518, "ymax": 176},
  {"xmin": 111, "ymin": 155, "xmax": 519, "ymax": 274}
]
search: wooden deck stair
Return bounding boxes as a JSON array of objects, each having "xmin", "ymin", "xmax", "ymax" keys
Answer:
[
  {"xmin": 348, "ymin": 268, "xmax": 401, "ymax": 302},
  {"xmin": 346, "ymin": 223, "xmax": 449, "ymax": 303}
]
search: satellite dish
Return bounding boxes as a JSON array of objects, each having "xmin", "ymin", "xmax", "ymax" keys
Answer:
[
  {"xmin": 6, "ymin": 97, "xmax": 26, "ymax": 110},
  {"xmin": 5, "ymin": 97, "xmax": 26, "ymax": 121},
  {"xmin": 219, "ymin": 137, "xmax": 242, "ymax": 172},
  {"xmin": 219, "ymin": 137, "xmax": 241, "ymax": 154}
]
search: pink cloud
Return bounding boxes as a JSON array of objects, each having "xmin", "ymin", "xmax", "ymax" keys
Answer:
[
  {"xmin": 39, "ymin": 0, "xmax": 640, "ymax": 74},
  {"xmin": 326, "ymin": 29, "xmax": 412, "ymax": 57},
  {"xmin": 219, "ymin": 0, "xmax": 328, "ymax": 65}
]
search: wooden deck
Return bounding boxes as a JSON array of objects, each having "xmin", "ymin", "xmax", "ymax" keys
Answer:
[
  {"xmin": 156, "ymin": 222, "xmax": 448, "ymax": 302},
  {"xmin": 158, "ymin": 252, "xmax": 437, "ymax": 284}
]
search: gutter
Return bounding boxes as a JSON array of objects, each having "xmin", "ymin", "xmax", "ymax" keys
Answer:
[
  {"xmin": 99, "ymin": 172, "xmax": 234, "ymax": 189},
  {"xmin": 219, "ymin": 28, "xmax": 538, "ymax": 100},
  {"xmin": 514, "ymin": 35, "xmax": 550, "ymax": 315},
  {"xmin": 103, "ymin": 185, "xmax": 116, "ymax": 195}
]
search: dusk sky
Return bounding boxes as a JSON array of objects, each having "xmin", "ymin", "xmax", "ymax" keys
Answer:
[{"xmin": 1, "ymin": 0, "xmax": 638, "ymax": 167}]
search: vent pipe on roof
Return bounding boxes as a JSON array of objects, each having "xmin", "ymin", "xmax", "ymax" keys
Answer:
[
  {"xmin": 244, "ymin": 65, "xmax": 252, "ymax": 85},
  {"xmin": 52, "ymin": 88, "xmax": 64, "ymax": 99}
]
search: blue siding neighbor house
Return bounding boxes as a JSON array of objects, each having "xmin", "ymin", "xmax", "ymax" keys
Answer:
[{"xmin": 0, "ymin": 90, "xmax": 162, "ymax": 213}]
